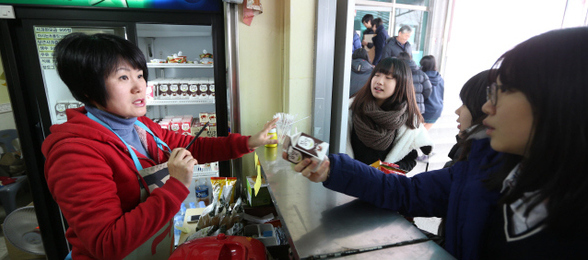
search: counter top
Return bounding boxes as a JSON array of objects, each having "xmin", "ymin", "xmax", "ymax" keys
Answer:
[{"xmin": 256, "ymin": 145, "xmax": 455, "ymax": 259}]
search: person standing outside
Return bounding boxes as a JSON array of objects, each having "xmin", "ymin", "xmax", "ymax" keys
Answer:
[
  {"xmin": 370, "ymin": 18, "xmax": 390, "ymax": 65},
  {"xmin": 360, "ymin": 14, "xmax": 374, "ymax": 48},
  {"xmin": 397, "ymin": 52, "xmax": 431, "ymax": 116},
  {"xmin": 349, "ymin": 48, "xmax": 373, "ymax": 97},
  {"xmin": 382, "ymin": 25, "xmax": 413, "ymax": 59},
  {"xmin": 420, "ymin": 55, "xmax": 445, "ymax": 130}
]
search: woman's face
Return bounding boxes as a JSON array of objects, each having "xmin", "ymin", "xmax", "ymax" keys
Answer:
[
  {"xmin": 482, "ymin": 77, "xmax": 534, "ymax": 156},
  {"xmin": 455, "ymin": 104, "xmax": 472, "ymax": 135},
  {"xmin": 371, "ymin": 72, "xmax": 397, "ymax": 106},
  {"xmin": 100, "ymin": 61, "xmax": 147, "ymax": 119}
]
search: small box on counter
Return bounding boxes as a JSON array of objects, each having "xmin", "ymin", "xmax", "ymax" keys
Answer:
[
  {"xmin": 246, "ymin": 176, "xmax": 271, "ymax": 207},
  {"xmin": 283, "ymin": 132, "xmax": 329, "ymax": 171}
]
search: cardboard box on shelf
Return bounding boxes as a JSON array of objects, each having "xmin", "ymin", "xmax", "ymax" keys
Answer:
[{"xmin": 246, "ymin": 176, "xmax": 271, "ymax": 207}]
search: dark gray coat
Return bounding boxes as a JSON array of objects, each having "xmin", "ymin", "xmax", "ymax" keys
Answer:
[
  {"xmin": 382, "ymin": 36, "xmax": 413, "ymax": 59},
  {"xmin": 404, "ymin": 59, "xmax": 431, "ymax": 114}
]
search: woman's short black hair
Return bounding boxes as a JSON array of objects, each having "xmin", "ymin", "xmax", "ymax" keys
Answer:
[
  {"xmin": 419, "ymin": 55, "xmax": 437, "ymax": 72},
  {"xmin": 352, "ymin": 48, "xmax": 369, "ymax": 60},
  {"xmin": 53, "ymin": 33, "xmax": 148, "ymax": 108}
]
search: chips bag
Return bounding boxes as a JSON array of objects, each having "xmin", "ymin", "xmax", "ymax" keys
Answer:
[{"xmin": 369, "ymin": 160, "xmax": 407, "ymax": 176}]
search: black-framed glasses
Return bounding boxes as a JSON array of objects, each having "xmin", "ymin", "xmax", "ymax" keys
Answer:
[{"xmin": 486, "ymin": 83, "xmax": 498, "ymax": 106}]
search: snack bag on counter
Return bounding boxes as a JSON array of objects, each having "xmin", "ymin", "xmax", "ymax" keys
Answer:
[{"xmin": 370, "ymin": 160, "xmax": 407, "ymax": 176}]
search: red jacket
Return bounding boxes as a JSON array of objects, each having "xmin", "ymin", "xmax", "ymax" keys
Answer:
[{"xmin": 42, "ymin": 107, "xmax": 252, "ymax": 260}]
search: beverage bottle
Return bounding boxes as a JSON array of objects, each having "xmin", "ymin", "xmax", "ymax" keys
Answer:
[
  {"xmin": 195, "ymin": 177, "xmax": 210, "ymax": 206},
  {"xmin": 265, "ymin": 128, "xmax": 278, "ymax": 148}
]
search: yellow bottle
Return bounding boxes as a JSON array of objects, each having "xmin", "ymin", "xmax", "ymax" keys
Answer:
[{"xmin": 265, "ymin": 128, "xmax": 278, "ymax": 148}]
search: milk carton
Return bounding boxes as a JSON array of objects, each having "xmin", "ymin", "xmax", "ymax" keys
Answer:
[{"xmin": 283, "ymin": 132, "xmax": 329, "ymax": 171}]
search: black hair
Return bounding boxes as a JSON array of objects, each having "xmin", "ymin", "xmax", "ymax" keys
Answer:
[
  {"xmin": 398, "ymin": 25, "xmax": 412, "ymax": 34},
  {"xmin": 361, "ymin": 14, "xmax": 374, "ymax": 24},
  {"xmin": 351, "ymin": 57, "xmax": 423, "ymax": 128},
  {"xmin": 372, "ymin": 18, "xmax": 383, "ymax": 28},
  {"xmin": 397, "ymin": 51, "xmax": 412, "ymax": 60},
  {"xmin": 419, "ymin": 55, "xmax": 436, "ymax": 72},
  {"xmin": 453, "ymin": 70, "xmax": 491, "ymax": 162},
  {"xmin": 53, "ymin": 33, "xmax": 148, "ymax": 108},
  {"xmin": 486, "ymin": 27, "xmax": 588, "ymax": 234},
  {"xmin": 352, "ymin": 48, "xmax": 369, "ymax": 60}
]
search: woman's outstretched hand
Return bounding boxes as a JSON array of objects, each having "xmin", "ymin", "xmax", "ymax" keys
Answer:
[
  {"xmin": 167, "ymin": 148, "xmax": 197, "ymax": 188},
  {"xmin": 248, "ymin": 117, "xmax": 280, "ymax": 150},
  {"xmin": 282, "ymin": 152, "xmax": 330, "ymax": 183}
]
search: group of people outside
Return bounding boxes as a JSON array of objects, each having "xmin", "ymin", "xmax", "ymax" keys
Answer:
[
  {"xmin": 351, "ymin": 14, "xmax": 444, "ymax": 129},
  {"xmin": 294, "ymin": 26, "xmax": 588, "ymax": 260}
]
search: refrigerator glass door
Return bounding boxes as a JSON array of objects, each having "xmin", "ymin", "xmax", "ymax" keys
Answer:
[
  {"xmin": 137, "ymin": 23, "xmax": 219, "ymax": 211},
  {"xmin": 33, "ymin": 26, "xmax": 127, "ymax": 125}
]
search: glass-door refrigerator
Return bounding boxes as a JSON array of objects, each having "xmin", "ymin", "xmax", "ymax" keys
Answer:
[{"xmin": 0, "ymin": 3, "xmax": 232, "ymax": 259}]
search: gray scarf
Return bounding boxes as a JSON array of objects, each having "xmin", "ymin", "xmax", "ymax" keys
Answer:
[{"xmin": 352, "ymin": 100, "xmax": 408, "ymax": 150}]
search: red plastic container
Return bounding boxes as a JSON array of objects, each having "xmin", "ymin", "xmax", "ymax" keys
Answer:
[{"xmin": 168, "ymin": 234, "xmax": 268, "ymax": 260}]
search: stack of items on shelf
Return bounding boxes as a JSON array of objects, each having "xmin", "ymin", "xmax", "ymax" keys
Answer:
[
  {"xmin": 54, "ymin": 100, "xmax": 84, "ymax": 123},
  {"xmin": 146, "ymin": 77, "xmax": 215, "ymax": 102},
  {"xmin": 152, "ymin": 112, "xmax": 217, "ymax": 137}
]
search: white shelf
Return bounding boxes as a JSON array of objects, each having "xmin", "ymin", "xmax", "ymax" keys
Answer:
[
  {"xmin": 147, "ymin": 100, "xmax": 215, "ymax": 106},
  {"xmin": 147, "ymin": 63, "xmax": 213, "ymax": 69}
]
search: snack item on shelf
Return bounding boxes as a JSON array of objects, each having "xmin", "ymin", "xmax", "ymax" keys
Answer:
[
  {"xmin": 181, "ymin": 116, "xmax": 193, "ymax": 136},
  {"xmin": 199, "ymin": 49, "xmax": 213, "ymax": 64},
  {"xmin": 199, "ymin": 79, "xmax": 209, "ymax": 100},
  {"xmin": 55, "ymin": 101, "xmax": 68, "ymax": 122},
  {"xmin": 199, "ymin": 112, "xmax": 209, "ymax": 123},
  {"xmin": 180, "ymin": 78, "xmax": 190, "ymax": 99},
  {"xmin": 208, "ymin": 77, "xmax": 215, "ymax": 101},
  {"xmin": 189, "ymin": 79, "xmax": 199, "ymax": 100},
  {"xmin": 283, "ymin": 132, "xmax": 329, "ymax": 171},
  {"xmin": 158, "ymin": 81, "xmax": 170, "ymax": 99},
  {"xmin": 167, "ymin": 51, "xmax": 187, "ymax": 63},
  {"xmin": 149, "ymin": 59, "xmax": 166, "ymax": 63},
  {"xmin": 67, "ymin": 101, "xmax": 81, "ymax": 109},
  {"xmin": 169, "ymin": 79, "xmax": 180, "ymax": 98},
  {"xmin": 369, "ymin": 160, "xmax": 407, "ymax": 175}
]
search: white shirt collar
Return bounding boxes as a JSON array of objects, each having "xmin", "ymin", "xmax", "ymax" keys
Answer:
[{"xmin": 501, "ymin": 163, "xmax": 548, "ymax": 235}]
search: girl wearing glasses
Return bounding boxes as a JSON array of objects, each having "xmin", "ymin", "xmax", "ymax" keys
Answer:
[
  {"xmin": 288, "ymin": 27, "xmax": 588, "ymax": 259},
  {"xmin": 345, "ymin": 57, "xmax": 433, "ymax": 172}
]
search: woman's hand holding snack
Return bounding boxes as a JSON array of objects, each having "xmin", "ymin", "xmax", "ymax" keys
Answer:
[
  {"xmin": 248, "ymin": 117, "xmax": 280, "ymax": 150},
  {"xmin": 168, "ymin": 148, "xmax": 197, "ymax": 188},
  {"xmin": 282, "ymin": 152, "xmax": 330, "ymax": 183}
]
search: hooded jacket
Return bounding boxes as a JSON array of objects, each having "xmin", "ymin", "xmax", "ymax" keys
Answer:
[
  {"xmin": 403, "ymin": 59, "xmax": 432, "ymax": 113},
  {"xmin": 422, "ymin": 70, "xmax": 445, "ymax": 121},
  {"xmin": 350, "ymin": 58, "xmax": 373, "ymax": 97},
  {"xmin": 42, "ymin": 107, "xmax": 252, "ymax": 260}
]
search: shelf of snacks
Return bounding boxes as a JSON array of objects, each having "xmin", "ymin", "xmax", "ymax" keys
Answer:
[
  {"xmin": 147, "ymin": 63, "xmax": 213, "ymax": 69},
  {"xmin": 146, "ymin": 99, "xmax": 215, "ymax": 106}
]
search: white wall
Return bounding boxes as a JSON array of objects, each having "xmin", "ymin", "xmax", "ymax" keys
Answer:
[{"xmin": 442, "ymin": 0, "xmax": 567, "ymax": 116}]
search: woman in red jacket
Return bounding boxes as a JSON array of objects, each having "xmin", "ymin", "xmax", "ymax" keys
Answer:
[{"xmin": 43, "ymin": 32, "xmax": 277, "ymax": 260}]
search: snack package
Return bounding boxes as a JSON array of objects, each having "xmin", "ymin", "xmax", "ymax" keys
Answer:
[
  {"xmin": 283, "ymin": 132, "xmax": 329, "ymax": 171},
  {"xmin": 369, "ymin": 160, "xmax": 407, "ymax": 175},
  {"xmin": 210, "ymin": 177, "xmax": 237, "ymax": 204}
]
